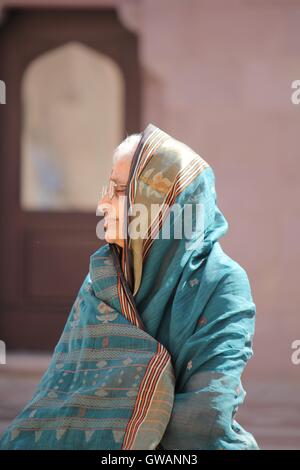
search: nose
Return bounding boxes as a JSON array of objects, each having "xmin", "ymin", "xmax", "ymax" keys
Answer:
[{"xmin": 97, "ymin": 201, "xmax": 111, "ymax": 216}]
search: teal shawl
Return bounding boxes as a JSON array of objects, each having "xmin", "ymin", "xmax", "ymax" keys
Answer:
[{"xmin": 0, "ymin": 123, "xmax": 259, "ymax": 450}]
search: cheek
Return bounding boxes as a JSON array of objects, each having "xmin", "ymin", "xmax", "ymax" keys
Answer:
[
  {"xmin": 118, "ymin": 210, "xmax": 124, "ymax": 225},
  {"xmin": 111, "ymin": 199, "xmax": 123, "ymax": 219},
  {"xmin": 116, "ymin": 199, "xmax": 126, "ymax": 222}
]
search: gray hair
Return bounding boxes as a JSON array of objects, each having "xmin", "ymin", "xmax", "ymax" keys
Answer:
[{"xmin": 113, "ymin": 133, "xmax": 142, "ymax": 164}]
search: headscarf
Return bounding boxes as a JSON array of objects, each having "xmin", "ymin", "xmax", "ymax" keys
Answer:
[{"xmin": 0, "ymin": 123, "xmax": 259, "ymax": 450}]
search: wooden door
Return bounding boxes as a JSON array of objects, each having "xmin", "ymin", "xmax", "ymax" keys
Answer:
[{"xmin": 0, "ymin": 8, "xmax": 140, "ymax": 350}]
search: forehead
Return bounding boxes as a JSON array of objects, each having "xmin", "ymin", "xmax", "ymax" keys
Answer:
[{"xmin": 110, "ymin": 155, "xmax": 132, "ymax": 184}]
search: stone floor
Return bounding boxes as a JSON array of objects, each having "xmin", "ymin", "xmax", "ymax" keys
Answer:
[{"xmin": 0, "ymin": 353, "xmax": 299, "ymax": 449}]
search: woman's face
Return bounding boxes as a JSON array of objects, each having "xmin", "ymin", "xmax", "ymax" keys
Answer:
[{"xmin": 98, "ymin": 155, "xmax": 132, "ymax": 248}]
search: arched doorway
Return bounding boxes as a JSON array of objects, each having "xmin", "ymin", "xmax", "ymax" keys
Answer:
[{"xmin": 0, "ymin": 8, "xmax": 141, "ymax": 350}]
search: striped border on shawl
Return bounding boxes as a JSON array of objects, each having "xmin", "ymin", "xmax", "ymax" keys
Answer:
[
  {"xmin": 121, "ymin": 342, "xmax": 173, "ymax": 449},
  {"xmin": 122, "ymin": 128, "xmax": 169, "ymax": 287},
  {"xmin": 142, "ymin": 154, "xmax": 210, "ymax": 260},
  {"xmin": 117, "ymin": 271, "xmax": 144, "ymax": 330},
  {"xmin": 116, "ymin": 254, "xmax": 175, "ymax": 450},
  {"xmin": 112, "ymin": 125, "xmax": 178, "ymax": 449},
  {"xmin": 129, "ymin": 128, "xmax": 169, "ymax": 202}
]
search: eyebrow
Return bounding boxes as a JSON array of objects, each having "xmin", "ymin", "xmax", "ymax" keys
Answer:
[{"xmin": 109, "ymin": 176, "xmax": 123, "ymax": 184}]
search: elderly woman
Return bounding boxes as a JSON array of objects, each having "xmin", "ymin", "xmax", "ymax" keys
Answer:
[{"xmin": 0, "ymin": 123, "xmax": 259, "ymax": 450}]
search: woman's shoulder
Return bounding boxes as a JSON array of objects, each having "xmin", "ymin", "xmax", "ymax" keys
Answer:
[{"xmin": 206, "ymin": 242, "xmax": 254, "ymax": 300}]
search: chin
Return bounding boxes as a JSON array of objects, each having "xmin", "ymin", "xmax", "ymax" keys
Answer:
[
  {"xmin": 104, "ymin": 226, "xmax": 123, "ymax": 247},
  {"xmin": 104, "ymin": 234, "xmax": 115, "ymax": 244},
  {"xmin": 104, "ymin": 233, "xmax": 119, "ymax": 246},
  {"xmin": 105, "ymin": 236, "xmax": 124, "ymax": 249}
]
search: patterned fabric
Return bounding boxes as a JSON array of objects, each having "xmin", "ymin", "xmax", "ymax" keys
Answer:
[{"xmin": 0, "ymin": 123, "xmax": 259, "ymax": 450}]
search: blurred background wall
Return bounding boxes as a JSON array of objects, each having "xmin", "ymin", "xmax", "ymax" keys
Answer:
[{"xmin": 0, "ymin": 0, "xmax": 299, "ymax": 449}]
